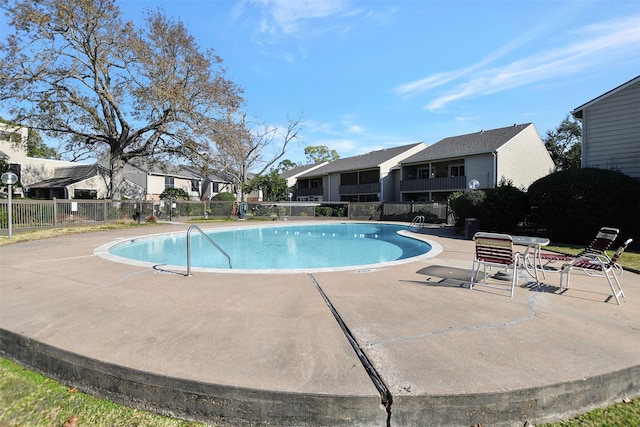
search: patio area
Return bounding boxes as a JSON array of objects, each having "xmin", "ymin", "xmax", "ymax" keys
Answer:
[{"xmin": 1, "ymin": 222, "xmax": 638, "ymax": 426}]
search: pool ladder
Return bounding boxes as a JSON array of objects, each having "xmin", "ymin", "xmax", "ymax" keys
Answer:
[
  {"xmin": 186, "ymin": 225, "xmax": 232, "ymax": 276},
  {"xmin": 409, "ymin": 215, "xmax": 425, "ymax": 230}
]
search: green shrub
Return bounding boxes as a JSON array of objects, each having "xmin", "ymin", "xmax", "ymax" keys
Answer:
[
  {"xmin": 211, "ymin": 192, "xmax": 236, "ymax": 201},
  {"xmin": 177, "ymin": 201, "xmax": 205, "ymax": 216},
  {"xmin": 483, "ymin": 182, "xmax": 529, "ymax": 233},
  {"xmin": 449, "ymin": 189, "xmax": 487, "ymax": 228},
  {"xmin": 315, "ymin": 206, "xmax": 335, "ymax": 217},
  {"xmin": 448, "ymin": 182, "xmax": 528, "ymax": 233},
  {"xmin": 159, "ymin": 187, "xmax": 190, "ymax": 201},
  {"xmin": 527, "ymin": 168, "xmax": 640, "ymax": 245},
  {"xmin": 313, "ymin": 205, "xmax": 347, "ymax": 217},
  {"xmin": 207, "ymin": 201, "xmax": 234, "ymax": 216}
]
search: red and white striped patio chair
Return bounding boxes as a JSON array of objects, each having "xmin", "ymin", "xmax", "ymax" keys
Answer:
[
  {"xmin": 560, "ymin": 238, "xmax": 632, "ymax": 305},
  {"xmin": 470, "ymin": 232, "xmax": 521, "ymax": 298},
  {"xmin": 540, "ymin": 227, "xmax": 619, "ymax": 267}
]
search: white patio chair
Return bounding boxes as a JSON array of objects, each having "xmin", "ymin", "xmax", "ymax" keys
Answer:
[{"xmin": 470, "ymin": 232, "xmax": 521, "ymax": 298}]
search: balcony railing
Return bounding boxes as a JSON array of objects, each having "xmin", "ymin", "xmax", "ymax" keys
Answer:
[
  {"xmin": 339, "ymin": 182, "xmax": 380, "ymax": 195},
  {"xmin": 400, "ymin": 176, "xmax": 467, "ymax": 192}
]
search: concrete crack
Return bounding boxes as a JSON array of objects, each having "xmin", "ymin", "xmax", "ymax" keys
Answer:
[{"xmin": 308, "ymin": 273, "xmax": 393, "ymax": 427}]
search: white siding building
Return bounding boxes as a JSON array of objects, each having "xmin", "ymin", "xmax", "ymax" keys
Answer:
[
  {"xmin": 0, "ymin": 123, "xmax": 88, "ymax": 197},
  {"xmin": 293, "ymin": 143, "xmax": 426, "ymax": 202},
  {"xmin": 572, "ymin": 75, "xmax": 640, "ymax": 182},
  {"xmin": 400, "ymin": 123, "xmax": 555, "ymax": 202}
]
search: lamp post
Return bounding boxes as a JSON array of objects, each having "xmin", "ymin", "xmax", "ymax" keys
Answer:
[
  {"xmin": 2, "ymin": 172, "xmax": 19, "ymax": 238},
  {"xmin": 288, "ymin": 192, "xmax": 293, "ymax": 216}
]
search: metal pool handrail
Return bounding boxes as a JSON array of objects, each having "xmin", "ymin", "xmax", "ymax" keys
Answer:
[
  {"xmin": 409, "ymin": 215, "xmax": 425, "ymax": 229},
  {"xmin": 186, "ymin": 225, "xmax": 232, "ymax": 276}
]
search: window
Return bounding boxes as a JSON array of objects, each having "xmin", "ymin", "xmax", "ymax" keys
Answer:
[
  {"xmin": 9, "ymin": 163, "xmax": 21, "ymax": 181},
  {"xmin": 359, "ymin": 170, "xmax": 379, "ymax": 184},
  {"xmin": 74, "ymin": 189, "xmax": 97, "ymax": 199},
  {"xmin": 341, "ymin": 172, "xmax": 358, "ymax": 185},
  {"xmin": 191, "ymin": 179, "xmax": 199, "ymax": 192},
  {"xmin": 417, "ymin": 167, "xmax": 432, "ymax": 179},
  {"xmin": 449, "ymin": 164, "xmax": 465, "ymax": 177},
  {"xmin": 359, "ymin": 194, "xmax": 379, "ymax": 202},
  {"xmin": 164, "ymin": 176, "xmax": 174, "ymax": 189}
]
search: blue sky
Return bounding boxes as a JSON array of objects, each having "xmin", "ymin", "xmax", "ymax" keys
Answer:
[{"xmin": 5, "ymin": 0, "xmax": 640, "ymax": 166}]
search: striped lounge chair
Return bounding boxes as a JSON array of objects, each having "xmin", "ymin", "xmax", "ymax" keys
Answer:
[
  {"xmin": 539, "ymin": 227, "xmax": 619, "ymax": 268},
  {"xmin": 560, "ymin": 238, "xmax": 632, "ymax": 305}
]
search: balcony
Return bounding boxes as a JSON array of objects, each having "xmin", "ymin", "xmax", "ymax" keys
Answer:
[
  {"xmin": 339, "ymin": 182, "xmax": 380, "ymax": 195},
  {"xmin": 295, "ymin": 187, "xmax": 324, "ymax": 197},
  {"xmin": 400, "ymin": 176, "xmax": 467, "ymax": 192}
]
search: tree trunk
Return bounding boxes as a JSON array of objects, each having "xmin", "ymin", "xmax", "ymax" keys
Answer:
[{"xmin": 110, "ymin": 155, "xmax": 126, "ymax": 202}]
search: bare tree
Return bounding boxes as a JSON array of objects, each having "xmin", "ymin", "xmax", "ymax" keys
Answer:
[
  {"xmin": 0, "ymin": 0, "xmax": 243, "ymax": 200},
  {"xmin": 208, "ymin": 112, "xmax": 303, "ymax": 201}
]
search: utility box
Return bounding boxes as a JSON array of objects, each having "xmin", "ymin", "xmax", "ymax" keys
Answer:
[
  {"xmin": 134, "ymin": 211, "xmax": 146, "ymax": 224},
  {"xmin": 464, "ymin": 218, "xmax": 479, "ymax": 240}
]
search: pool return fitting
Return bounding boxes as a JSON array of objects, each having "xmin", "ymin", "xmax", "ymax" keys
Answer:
[{"xmin": 186, "ymin": 225, "xmax": 232, "ymax": 276}]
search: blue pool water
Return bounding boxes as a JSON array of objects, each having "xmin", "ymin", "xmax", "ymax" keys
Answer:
[{"xmin": 108, "ymin": 223, "xmax": 433, "ymax": 271}]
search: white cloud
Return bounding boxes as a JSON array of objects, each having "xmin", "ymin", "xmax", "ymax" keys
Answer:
[
  {"xmin": 340, "ymin": 114, "xmax": 365, "ymax": 134},
  {"xmin": 238, "ymin": 0, "xmax": 354, "ymax": 37},
  {"xmin": 314, "ymin": 138, "xmax": 358, "ymax": 153},
  {"xmin": 394, "ymin": 9, "xmax": 558, "ymax": 99},
  {"xmin": 304, "ymin": 114, "xmax": 365, "ymax": 136},
  {"xmin": 267, "ymin": 0, "xmax": 348, "ymax": 34},
  {"xmin": 236, "ymin": 0, "xmax": 389, "ymax": 43},
  {"xmin": 397, "ymin": 15, "xmax": 640, "ymax": 111},
  {"xmin": 303, "ymin": 118, "xmax": 339, "ymax": 135},
  {"xmin": 346, "ymin": 124, "xmax": 364, "ymax": 134}
]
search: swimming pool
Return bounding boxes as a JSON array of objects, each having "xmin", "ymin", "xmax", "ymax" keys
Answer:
[{"xmin": 100, "ymin": 222, "xmax": 440, "ymax": 273}]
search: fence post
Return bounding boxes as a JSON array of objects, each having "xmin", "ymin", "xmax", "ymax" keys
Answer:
[{"xmin": 53, "ymin": 198, "xmax": 58, "ymax": 227}]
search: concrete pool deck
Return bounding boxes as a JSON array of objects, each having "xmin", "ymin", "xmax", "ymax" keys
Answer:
[{"xmin": 1, "ymin": 222, "xmax": 639, "ymax": 426}]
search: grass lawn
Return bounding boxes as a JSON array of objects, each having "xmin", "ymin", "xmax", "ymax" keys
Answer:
[
  {"xmin": 1, "ymin": 224, "xmax": 639, "ymax": 426},
  {"xmin": 1, "ymin": 357, "xmax": 638, "ymax": 426},
  {"xmin": 0, "ymin": 221, "xmax": 164, "ymax": 247},
  {"xmin": 0, "ymin": 358, "xmax": 211, "ymax": 427},
  {"xmin": 545, "ymin": 244, "xmax": 640, "ymax": 272}
]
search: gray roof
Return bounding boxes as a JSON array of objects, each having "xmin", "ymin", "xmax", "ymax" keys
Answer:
[
  {"xmin": 302, "ymin": 143, "xmax": 423, "ymax": 177},
  {"xmin": 401, "ymin": 123, "xmax": 533, "ymax": 164},
  {"xmin": 179, "ymin": 165, "xmax": 229, "ymax": 183},
  {"xmin": 139, "ymin": 163, "xmax": 197, "ymax": 179},
  {"xmin": 99, "ymin": 157, "xmax": 198, "ymax": 180},
  {"xmin": 280, "ymin": 163, "xmax": 327, "ymax": 179},
  {"xmin": 28, "ymin": 164, "xmax": 108, "ymax": 188}
]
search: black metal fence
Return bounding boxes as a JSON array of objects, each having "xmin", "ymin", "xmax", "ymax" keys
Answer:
[
  {"xmin": 0, "ymin": 199, "xmax": 154, "ymax": 230},
  {"xmin": 1, "ymin": 199, "xmax": 451, "ymax": 231}
]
